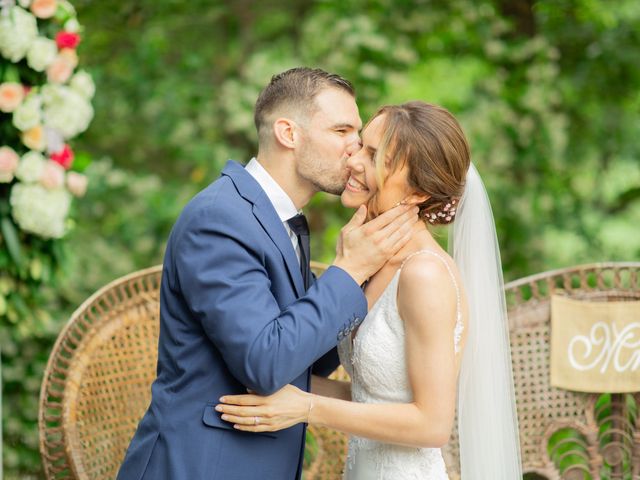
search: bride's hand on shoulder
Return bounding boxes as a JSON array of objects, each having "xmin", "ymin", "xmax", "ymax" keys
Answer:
[{"xmin": 216, "ymin": 384, "xmax": 313, "ymax": 433}]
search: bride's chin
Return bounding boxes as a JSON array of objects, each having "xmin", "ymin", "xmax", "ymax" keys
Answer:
[{"xmin": 340, "ymin": 193, "xmax": 366, "ymax": 209}]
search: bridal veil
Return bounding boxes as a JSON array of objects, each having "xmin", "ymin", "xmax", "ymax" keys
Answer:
[{"xmin": 449, "ymin": 164, "xmax": 522, "ymax": 478}]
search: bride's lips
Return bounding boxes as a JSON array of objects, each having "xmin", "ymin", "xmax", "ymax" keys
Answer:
[{"xmin": 345, "ymin": 175, "xmax": 368, "ymax": 193}]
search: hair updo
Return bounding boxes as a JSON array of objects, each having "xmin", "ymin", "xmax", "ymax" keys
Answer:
[{"xmin": 368, "ymin": 101, "xmax": 471, "ymax": 225}]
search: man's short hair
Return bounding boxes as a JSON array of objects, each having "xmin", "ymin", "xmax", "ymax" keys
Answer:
[{"xmin": 254, "ymin": 67, "xmax": 355, "ymax": 145}]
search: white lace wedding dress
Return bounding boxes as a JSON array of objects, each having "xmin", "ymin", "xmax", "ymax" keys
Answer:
[{"xmin": 337, "ymin": 250, "xmax": 463, "ymax": 480}]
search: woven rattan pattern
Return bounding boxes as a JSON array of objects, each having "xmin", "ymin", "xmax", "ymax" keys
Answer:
[
  {"xmin": 443, "ymin": 262, "xmax": 640, "ymax": 479},
  {"xmin": 39, "ymin": 266, "xmax": 162, "ymax": 479},
  {"xmin": 39, "ymin": 262, "xmax": 640, "ymax": 479}
]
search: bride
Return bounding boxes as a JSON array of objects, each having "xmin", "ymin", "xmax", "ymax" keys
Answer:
[{"xmin": 217, "ymin": 101, "xmax": 522, "ymax": 479}]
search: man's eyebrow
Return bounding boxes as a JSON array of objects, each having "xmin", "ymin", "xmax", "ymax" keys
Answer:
[{"xmin": 332, "ymin": 123, "xmax": 358, "ymax": 130}]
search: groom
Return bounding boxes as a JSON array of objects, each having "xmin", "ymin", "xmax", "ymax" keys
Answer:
[{"xmin": 117, "ymin": 68, "xmax": 417, "ymax": 480}]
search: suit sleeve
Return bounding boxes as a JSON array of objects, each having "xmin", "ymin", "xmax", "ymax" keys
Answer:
[{"xmin": 174, "ymin": 209, "xmax": 366, "ymax": 395}]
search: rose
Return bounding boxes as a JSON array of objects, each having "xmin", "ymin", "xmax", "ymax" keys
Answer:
[
  {"xmin": 69, "ymin": 70, "xmax": 95, "ymax": 99},
  {"xmin": 10, "ymin": 183, "xmax": 71, "ymax": 238},
  {"xmin": 50, "ymin": 144, "xmax": 74, "ymax": 169},
  {"xmin": 0, "ymin": 7, "xmax": 38, "ymax": 62},
  {"xmin": 22, "ymin": 125, "xmax": 47, "ymax": 151},
  {"xmin": 66, "ymin": 171, "xmax": 87, "ymax": 197},
  {"xmin": 40, "ymin": 160, "xmax": 65, "ymax": 189},
  {"xmin": 58, "ymin": 47, "xmax": 78, "ymax": 69},
  {"xmin": 55, "ymin": 31, "xmax": 81, "ymax": 50},
  {"xmin": 30, "ymin": 0, "xmax": 57, "ymax": 19},
  {"xmin": 26, "ymin": 36, "xmax": 57, "ymax": 72},
  {"xmin": 0, "ymin": 146, "xmax": 20, "ymax": 183},
  {"xmin": 16, "ymin": 151, "xmax": 46, "ymax": 182},
  {"xmin": 12, "ymin": 94, "xmax": 42, "ymax": 131},
  {"xmin": 0, "ymin": 82, "xmax": 25, "ymax": 113},
  {"xmin": 46, "ymin": 55, "xmax": 74, "ymax": 84}
]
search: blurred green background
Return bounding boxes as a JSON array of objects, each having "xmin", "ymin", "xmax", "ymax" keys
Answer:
[{"xmin": 3, "ymin": 0, "xmax": 640, "ymax": 476}]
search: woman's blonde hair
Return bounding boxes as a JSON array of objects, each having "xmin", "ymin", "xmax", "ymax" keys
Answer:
[{"xmin": 367, "ymin": 101, "xmax": 471, "ymax": 224}]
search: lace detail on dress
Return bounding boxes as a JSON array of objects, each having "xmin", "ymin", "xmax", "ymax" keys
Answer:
[{"xmin": 337, "ymin": 249, "xmax": 461, "ymax": 480}]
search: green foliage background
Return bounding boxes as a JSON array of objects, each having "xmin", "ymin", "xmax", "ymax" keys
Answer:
[{"xmin": 2, "ymin": 0, "xmax": 639, "ymax": 477}]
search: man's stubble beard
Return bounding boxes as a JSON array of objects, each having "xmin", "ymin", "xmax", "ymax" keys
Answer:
[{"xmin": 297, "ymin": 141, "xmax": 348, "ymax": 196}]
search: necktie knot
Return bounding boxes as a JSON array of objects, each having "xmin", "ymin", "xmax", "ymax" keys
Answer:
[{"xmin": 286, "ymin": 214, "xmax": 309, "ymax": 237}]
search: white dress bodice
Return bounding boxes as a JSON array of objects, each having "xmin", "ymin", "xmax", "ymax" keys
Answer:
[{"xmin": 337, "ymin": 250, "xmax": 463, "ymax": 480}]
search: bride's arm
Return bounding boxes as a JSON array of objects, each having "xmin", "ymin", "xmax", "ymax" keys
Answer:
[
  {"xmin": 217, "ymin": 257, "xmax": 459, "ymax": 449},
  {"xmin": 311, "ymin": 375, "xmax": 351, "ymax": 400}
]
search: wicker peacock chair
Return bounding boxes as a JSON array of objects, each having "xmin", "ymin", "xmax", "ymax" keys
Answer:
[{"xmin": 39, "ymin": 262, "xmax": 640, "ymax": 479}]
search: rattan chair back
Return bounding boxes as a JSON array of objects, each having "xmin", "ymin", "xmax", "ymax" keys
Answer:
[
  {"xmin": 441, "ymin": 262, "xmax": 640, "ymax": 479},
  {"xmin": 39, "ymin": 266, "xmax": 162, "ymax": 479}
]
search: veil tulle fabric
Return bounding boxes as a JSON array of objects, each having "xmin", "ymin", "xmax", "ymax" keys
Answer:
[{"xmin": 449, "ymin": 164, "xmax": 522, "ymax": 478}]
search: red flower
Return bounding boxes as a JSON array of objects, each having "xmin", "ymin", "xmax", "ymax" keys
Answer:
[
  {"xmin": 56, "ymin": 32, "xmax": 81, "ymax": 50},
  {"xmin": 50, "ymin": 144, "xmax": 74, "ymax": 170}
]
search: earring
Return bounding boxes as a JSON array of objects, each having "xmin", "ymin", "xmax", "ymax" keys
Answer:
[{"xmin": 392, "ymin": 196, "xmax": 410, "ymax": 208}]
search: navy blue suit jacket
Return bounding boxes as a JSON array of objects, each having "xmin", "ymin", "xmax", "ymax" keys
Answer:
[{"xmin": 117, "ymin": 161, "xmax": 367, "ymax": 480}]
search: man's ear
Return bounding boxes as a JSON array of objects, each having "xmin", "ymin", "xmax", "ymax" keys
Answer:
[{"xmin": 273, "ymin": 118, "xmax": 297, "ymax": 149}]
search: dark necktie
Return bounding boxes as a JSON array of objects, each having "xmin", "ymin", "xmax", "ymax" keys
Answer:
[{"xmin": 287, "ymin": 214, "xmax": 311, "ymax": 290}]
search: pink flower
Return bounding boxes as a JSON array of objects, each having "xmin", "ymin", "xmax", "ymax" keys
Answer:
[
  {"xmin": 66, "ymin": 171, "xmax": 88, "ymax": 197},
  {"xmin": 58, "ymin": 48, "xmax": 78, "ymax": 69},
  {"xmin": 0, "ymin": 82, "xmax": 25, "ymax": 113},
  {"xmin": 46, "ymin": 55, "xmax": 74, "ymax": 84},
  {"xmin": 50, "ymin": 144, "xmax": 74, "ymax": 170},
  {"xmin": 30, "ymin": 0, "xmax": 57, "ymax": 19},
  {"xmin": 40, "ymin": 160, "xmax": 66, "ymax": 190},
  {"xmin": 0, "ymin": 146, "xmax": 20, "ymax": 183},
  {"xmin": 56, "ymin": 32, "xmax": 81, "ymax": 50}
]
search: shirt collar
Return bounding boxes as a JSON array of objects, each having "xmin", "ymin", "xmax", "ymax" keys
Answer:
[{"xmin": 245, "ymin": 158, "xmax": 299, "ymax": 222}]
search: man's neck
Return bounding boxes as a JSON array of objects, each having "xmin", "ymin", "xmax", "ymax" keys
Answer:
[{"xmin": 255, "ymin": 153, "xmax": 314, "ymax": 210}]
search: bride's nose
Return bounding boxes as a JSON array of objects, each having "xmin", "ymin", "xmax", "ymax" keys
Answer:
[{"xmin": 346, "ymin": 155, "xmax": 364, "ymax": 173}]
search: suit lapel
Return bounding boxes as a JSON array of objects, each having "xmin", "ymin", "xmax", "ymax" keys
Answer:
[{"xmin": 222, "ymin": 161, "xmax": 305, "ymax": 297}]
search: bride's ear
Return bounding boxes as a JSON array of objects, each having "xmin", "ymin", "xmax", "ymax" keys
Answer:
[{"xmin": 404, "ymin": 192, "xmax": 429, "ymax": 207}]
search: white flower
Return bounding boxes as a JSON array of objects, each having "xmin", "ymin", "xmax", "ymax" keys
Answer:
[
  {"xmin": 12, "ymin": 94, "xmax": 42, "ymax": 131},
  {"xmin": 10, "ymin": 183, "xmax": 71, "ymax": 238},
  {"xmin": 26, "ymin": 36, "xmax": 57, "ymax": 72},
  {"xmin": 18, "ymin": 0, "xmax": 32, "ymax": 7},
  {"xmin": 63, "ymin": 17, "xmax": 80, "ymax": 33},
  {"xmin": 44, "ymin": 126, "xmax": 64, "ymax": 154},
  {"xmin": 15, "ymin": 150, "xmax": 46, "ymax": 182},
  {"xmin": 41, "ymin": 84, "xmax": 93, "ymax": 139},
  {"xmin": 0, "ymin": 7, "xmax": 38, "ymax": 62},
  {"xmin": 69, "ymin": 70, "xmax": 95, "ymax": 99}
]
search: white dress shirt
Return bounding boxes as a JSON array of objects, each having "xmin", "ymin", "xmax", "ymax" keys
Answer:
[{"xmin": 245, "ymin": 158, "xmax": 302, "ymax": 263}]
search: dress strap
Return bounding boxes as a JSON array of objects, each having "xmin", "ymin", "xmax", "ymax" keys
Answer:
[{"xmin": 399, "ymin": 250, "xmax": 464, "ymax": 354}]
